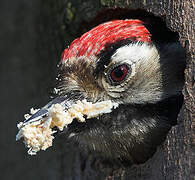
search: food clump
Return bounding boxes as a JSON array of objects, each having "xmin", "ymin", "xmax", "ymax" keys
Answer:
[{"xmin": 16, "ymin": 100, "xmax": 118, "ymax": 155}]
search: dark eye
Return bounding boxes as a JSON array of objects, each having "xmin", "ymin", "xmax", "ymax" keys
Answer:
[{"xmin": 109, "ymin": 64, "xmax": 130, "ymax": 84}]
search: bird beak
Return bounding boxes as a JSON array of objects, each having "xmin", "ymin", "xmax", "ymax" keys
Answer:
[
  {"xmin": 16, "ymin": 92, "xmax": 118, "ymax": 155},
  {"xmin": 20, "ymin": 95, "xmax": 74, "ymax": 128}
]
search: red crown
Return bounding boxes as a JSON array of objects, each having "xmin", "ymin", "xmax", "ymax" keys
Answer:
[{"xmin": 61, "ymin": 19, "xmax": 151, "ymax": 61}]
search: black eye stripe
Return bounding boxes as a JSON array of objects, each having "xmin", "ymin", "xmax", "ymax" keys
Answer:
[{"xmin": 94, "ymin": 39, "xmax": 135, "ymax": 77}]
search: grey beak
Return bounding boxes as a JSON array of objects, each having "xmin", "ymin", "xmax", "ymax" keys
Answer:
[{"xmin": 20, "ymin": 96, "xmax": 73, "ymax": 128}]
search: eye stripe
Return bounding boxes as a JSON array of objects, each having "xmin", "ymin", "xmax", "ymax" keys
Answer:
[{"xmin": 94, "ymin": 39, "xmax": 134, "ymax": 77}]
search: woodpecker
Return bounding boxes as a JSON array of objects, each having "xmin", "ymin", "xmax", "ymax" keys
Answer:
[{"xmin": 23, "ymin": 10, "xmax": 185, "ymax": 170}]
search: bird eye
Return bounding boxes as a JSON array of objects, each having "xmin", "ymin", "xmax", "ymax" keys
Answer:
[{"xmin": 109, "ymin": 64, "xmax": 130, "ymax": 84}]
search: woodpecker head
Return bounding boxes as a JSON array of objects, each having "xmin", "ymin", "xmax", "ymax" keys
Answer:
[{"xmin": 23, "ymin": 15, "xmax": 185, "ymax": 169}]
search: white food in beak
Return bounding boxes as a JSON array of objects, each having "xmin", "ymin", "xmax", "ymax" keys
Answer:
[{"xmin": 16, "ymin": 100, "xmax": 118, "ymax": 155}]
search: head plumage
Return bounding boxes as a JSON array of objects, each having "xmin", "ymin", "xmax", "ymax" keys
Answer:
[{"xmin": 61, "ymin": 19, "xmax": 151, "ymax": 61}]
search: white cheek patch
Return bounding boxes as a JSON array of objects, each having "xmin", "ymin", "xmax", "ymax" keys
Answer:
[
  {"xmin": 111, "ymin": 42, "xmax": 158, "ymax": 65},
  {"xmin": 107, "ymin": 42, "xmax": 164, "ymax": 104}
]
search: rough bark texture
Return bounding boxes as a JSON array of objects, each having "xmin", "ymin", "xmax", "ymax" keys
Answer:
[{"xmin": 1, "ymin": 0, "xmax": 194, "ymax": 180}]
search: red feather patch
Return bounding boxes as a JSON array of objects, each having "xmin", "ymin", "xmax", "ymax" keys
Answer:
[{"xmin": 61, "ymin": 20, "xmax": 151, "ymax": 61}]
